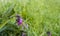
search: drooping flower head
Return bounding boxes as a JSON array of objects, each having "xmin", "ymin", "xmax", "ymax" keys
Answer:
[
  {"xmin": 47, "ymin": 31, "xmax": 51, "ymax": 36},
  {"xmin": 20, "ymin": 30, "xmax": 26, "ymax": 36},
  {"xmin": 16, "ymin": 14, "xmax": 23, "ymax": 25}
]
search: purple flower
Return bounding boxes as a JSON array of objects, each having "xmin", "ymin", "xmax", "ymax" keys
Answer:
[
  {"xmin": 22, "ymin": 33, "xmax": 26, "ymax": 36},
  {"xmin": 17, "ymin": 18, "xmax": 23, "ymax": 25},
  {"xmin": 16, "ymin": 14, "xmax": 23, "ymax": 25},
  {"xmin": 47, "ymin": 31, "xmax": 51, "ymax": 36},
  {"xmin": 22, "ymin": 31, "xmax": 26, "ymax": 36}
]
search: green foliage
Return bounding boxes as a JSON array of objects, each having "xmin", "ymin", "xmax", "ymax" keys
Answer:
[{"xmin": 0, "ymin": 0, "xmax": 60, "ymax": 36}]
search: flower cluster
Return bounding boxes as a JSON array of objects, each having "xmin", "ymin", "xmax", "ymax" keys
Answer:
[{"xmin": 16, "ymin": 14, "xmax": 23, "ymax": 25}]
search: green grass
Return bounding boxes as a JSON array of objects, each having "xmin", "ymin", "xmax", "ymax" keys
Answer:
[{"xmin": 0, "ymin": 0, "xmax": 60, "ymax": 36}]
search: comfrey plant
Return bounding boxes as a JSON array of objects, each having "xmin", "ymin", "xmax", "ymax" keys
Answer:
[
  {"xmin": 47, "ymin": 31, "xmax": 51, "ymax": 36},
  {"xmin": 16, "ymin": 14, "xmax": 28, "ymax": 36},
  {"xmin": 16, "ymin": 14, "xmax": 23, "ymax": 25},
  {"xmin": 16, "ymin": 14, "xmax": 28, "ymax": 29}
]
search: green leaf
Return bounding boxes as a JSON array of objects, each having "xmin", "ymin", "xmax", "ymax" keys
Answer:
[
  {"xmin": 0, "ymin": 4, "xmax": 16, "ymax": 30},
  {"xmin": 2, "ymin": 4, "xmax": 15, "ymax": 18}
]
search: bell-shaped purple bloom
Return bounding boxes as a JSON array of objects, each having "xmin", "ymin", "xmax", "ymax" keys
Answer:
[
  {"xmin": 16, "ymin": 14, "xmax": 23, "ymax": 25},
  {"xmin": 47, "ymin": 31, "xmax": 51, "ymax": 36},
  {"xmin": 17, "ymin": 18, "xmax": 23, "ymax": 25}
]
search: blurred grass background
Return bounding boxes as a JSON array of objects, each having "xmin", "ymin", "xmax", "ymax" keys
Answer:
[{"xmin": 0, "ymin": 0, "xmax": 60, "ymax": 36}]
